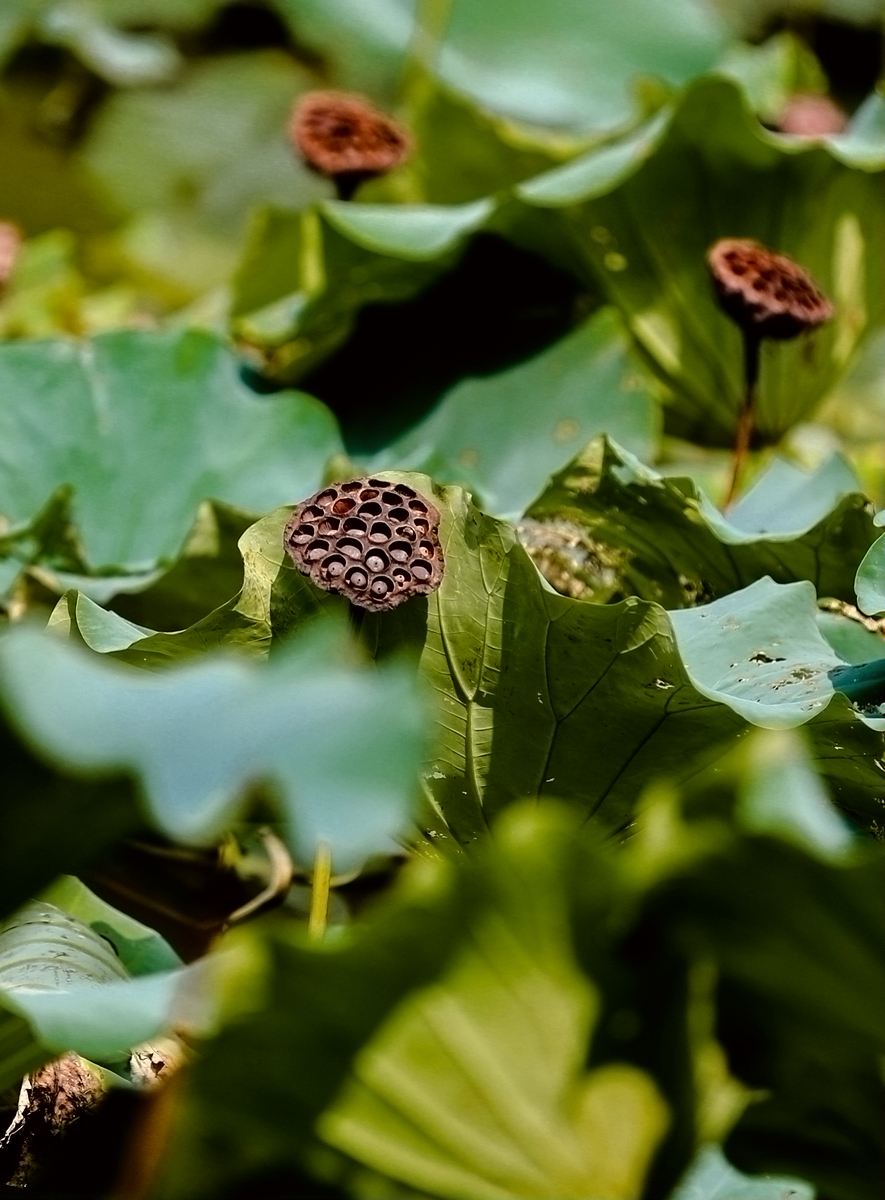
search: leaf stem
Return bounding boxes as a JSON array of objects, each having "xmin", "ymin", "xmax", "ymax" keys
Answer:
[
  {"xmin": 308, "ymin": 841, "xmax": 333, "ymax": 941},
  {"xmin": 724, "ymin": 331, "xmax": 761, "ymax": 508}
]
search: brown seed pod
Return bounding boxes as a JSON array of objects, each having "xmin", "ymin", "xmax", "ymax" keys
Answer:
[
  {"xmin": 289, "ymin": 91, "xmax": 412, "ymax": 198},
  {"xmin": 284, "ymin": 477, "xmax": 444, "ymax": 613},
  {"xmin": 707, "ymin": 238, "xmax": 833, "ymax": 340}
]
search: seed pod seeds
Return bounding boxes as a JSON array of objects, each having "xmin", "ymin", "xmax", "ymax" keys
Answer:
[{"xmin": 284, "ymin": 478, "xmax": 443, "ymax": 612}]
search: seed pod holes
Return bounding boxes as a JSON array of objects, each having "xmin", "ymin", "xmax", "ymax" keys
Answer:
[
  {"xmin": 707, "ymin": 238, "xmax": 833, "ymax": 340},
  {"xmin": 289, "ymin": 92, "xmax": 412, "ymax": 200},
  {"xmin": 285, "ymin": 477, "xmax": 444, "ymax": 612}
]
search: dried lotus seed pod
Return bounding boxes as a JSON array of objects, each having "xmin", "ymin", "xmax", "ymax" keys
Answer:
[
  {"xmin": 284, "ymin": 477, "xmax": 443, "ymax": 612},
  {"xmin": 289, "ymin": 91, "xmax": 412, "ymax": 200},
  {"xmin": 707, "ymin": 238, "xmax": 833, "ymax": 341}
]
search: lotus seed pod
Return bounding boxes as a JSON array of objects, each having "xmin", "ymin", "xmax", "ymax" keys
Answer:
[
  {"xmin": 707, "ymin": 238, "xmax": 833, "ymax": 341},
  {"xmin": 284, "ymin": 477, "xmax": 444, "ymax": 612},
  {"xmin": 289, "ymin": 91, "xmax": 412, "ymax": 198}
]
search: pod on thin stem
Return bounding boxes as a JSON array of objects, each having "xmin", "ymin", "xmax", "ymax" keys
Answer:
[
  {"xmin": 290, "ymin": 91, "xmax": 412, "ymax": 201},
  {"xmin": 706, "ymin": 238, "xmax": 833, "ymax": 507}
]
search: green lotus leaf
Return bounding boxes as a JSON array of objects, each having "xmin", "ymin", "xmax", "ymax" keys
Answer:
[
  {"xmin": 823, "ymin": 87, "xmax": 885, "ymax": 170},
  {"xmin": 0, "ymin": 1003, "xmax": 45, "ymax": 1095},
  {"xmin": 526, "ymin": 437, "xmax": 878, "ymax": 606},
  {"xmin": 48, "ymin": 592, "xmax": 154, "ymax": 653},
  {"xmin": 735, "ymin": 728, "xmax": 856, "ymax": 861},
  {"xmin": 39, "ymin": 876, "xmax": 180, "ymax": 977},
  {"xmin": 83, "ymin": 52, "xmax": 324, "ymax": 226},
  {"xmin": 817, "ymin": 610, "xmax": 885, "ymax": 665},
  {"xmin": 0, "ymin": 901, "xmax": 187, "ymax": 1069},
  {"xmin": 163, "ymin": 765, "xmax": 880, "ymax": 1199},
  {"xmin": 0, "ymin": 902, "xmax": 130, "ymax": 994},
  {"xmin": 516, "ymin": 110, "xmax": 671, "ymax": 207},
  {"xmin": 239, "ymin": 477, "xmax": 877, "ymax": 843},
  {"xmin": 322, "ymin": 198, "xmax": 495, "ymax": 260},
  {"xmin": 319, "ymin": 916, "xmax": 668, "ymax": 1200},
  {"xmin": 669, "ymin": 577, "xmax": 866, "ymax": 728},
  {"xmin": 670, "ymin": 1143, "xmax": 813, "ymax": 1199},
  {"xmin": 3, "ymin": 963, "xmax": 196, "ymax": 1064},
  {"xmin": 0, "ymin": 1, "xmax": 227, "ymax": 73},
  {"xmin": 46, "ymin": 480, "xmax": 881, "ymax": 841},
  {"xmin": 278, "ymin": 0, "xmax": 727, "ymax": 133},
  {"xmin": 713, "ymin": 31, "xmax": 826, "ymax": 125},
  {"xmin": 855, "ymin": 532, "xmax": 885, "ymax": 616},
  {"xmin": 654, "ymin": 825, "xmax": 885, "ymax": 1200},
  {"xmin": 24, "ymin": 499, "xmax": 256, "ymax": 632},
  {"xmin": 359, "ymin": 83, "xmax": 570, "ymax": 207},
  {"xmin": 0, "ymin": 328, "xmax": 341, "ymax": 576},
  {"xmin": 0, "ymin": 618, "xmax": 428, "ymax": 873}
]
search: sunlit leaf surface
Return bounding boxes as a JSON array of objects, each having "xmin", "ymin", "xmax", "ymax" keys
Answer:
[{"xmin": 0, "ymin": 329, "xmax": 341, "ymax": 574}]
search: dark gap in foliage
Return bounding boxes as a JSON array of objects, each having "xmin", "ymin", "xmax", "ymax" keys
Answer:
[
  {"xmin": 213, "ymin": 1165, "xmax": 351, "ymax": 1199},
  {"xmin": 0, "ymin": 721, "xmax": 142, "ymax": 920},
  {"xmin": 1, "ymin": 44, "xmax": 110, "ymax": 150},
  {"xmin": 83, "ymin": 835, "xmax": 259, "ymax": 963},
  {"xmin": 807, "ymin": 19, "xmax": 884, "ymax": 111},
  {"xmin": 298, "ymin": 233, "xmax": 593, "ymax": 455},
  {"xmin": 1, "ymin": 1090, "xmax": 141, "ymax": 1197},
  {"xmin": 661, "ymin": 405, "xmax": 772, "ymax": 450},
  {"xmin": 196, "ymin": 2, "xmax": 295, "ymax": 55},
  {"xmin": 760, "ymin": 17, "xmax": 883, "ymax": 111}
]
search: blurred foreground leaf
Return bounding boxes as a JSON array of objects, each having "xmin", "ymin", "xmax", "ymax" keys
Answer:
[
  {"xmin": 160, "ymin": 805, "xmax": 683, "ymax": 1199},
  {"xmin": 318, "ymin": 908, "xmax": 668, "ymax": 1199},
  {"xmin": 162, "ymin": 741, "xmax": 882, "ymax": 1199},
  {"xmin": 0, "ymin": 618, "xmax": 428, "ymax": 872}
]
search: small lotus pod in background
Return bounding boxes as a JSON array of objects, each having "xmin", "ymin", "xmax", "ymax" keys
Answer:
[
  {"xmin": 706, "ymin": 239, "xmax": 833, "ymax": 506},
  {"xmin": 284, "ymin": 477, "xmax": 444, "ymax": 613},
  {"xmin": 777, "ymin": 94, "xmax": 847, "ymax": 137},
  {"xmin": 289, "ymin": 91, "xmax": 412, "ymax": 200},
  {"xmin": 707, "ymin": 238, "xmax": 834, "ymax": 341},
  {"xmin": 0, "ymin": 221, "xmax": 22, "ymax": 288}
]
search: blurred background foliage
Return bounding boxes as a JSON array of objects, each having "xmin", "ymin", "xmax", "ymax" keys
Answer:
[
  {"xmin": 0, "ymin": 0, "xmax": 882, "ymax": 1197},
  {"xmin": 0, "ymin": 0, "xmax": 881, "ymax": 497}
]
